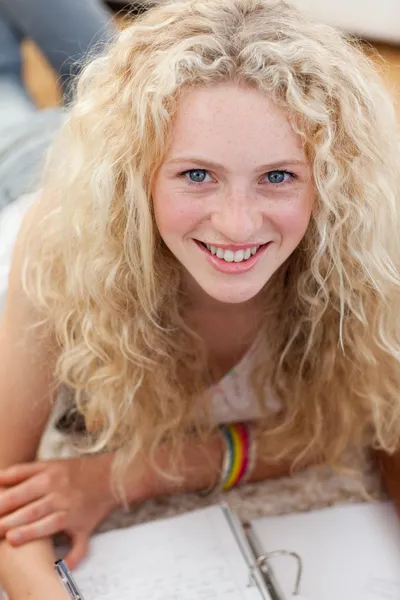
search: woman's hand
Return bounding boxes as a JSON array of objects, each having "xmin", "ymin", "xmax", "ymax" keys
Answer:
[
  {"xmin": 7, "ymin": 580, "xmax": 69, "ymax": 600},
  {"xmin": 0, "ymin": 454, "xmax": 117, "ymax": 568}
]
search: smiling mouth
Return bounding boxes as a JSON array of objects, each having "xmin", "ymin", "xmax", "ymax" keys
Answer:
[{"xmin": 197, "ymin": 241, "xmax": 266, "ymax": 263}]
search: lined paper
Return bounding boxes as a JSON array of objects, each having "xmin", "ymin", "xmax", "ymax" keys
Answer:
[{"xmin": 68, "ymin": 506, "xmax": 267, "ymax": 600}]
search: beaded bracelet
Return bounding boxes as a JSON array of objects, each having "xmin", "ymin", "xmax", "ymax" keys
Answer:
[{"xmin": 219, "ymin": 423, "xmax": 255, "ymax": 491}]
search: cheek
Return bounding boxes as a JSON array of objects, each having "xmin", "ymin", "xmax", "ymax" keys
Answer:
[
  {"xmin": 153, "ymin": 191, "xmax": 204, "ymax": 240},
  {"xmin": 272, "ymin": 192, "xmax": 314, "ymax": 243}
]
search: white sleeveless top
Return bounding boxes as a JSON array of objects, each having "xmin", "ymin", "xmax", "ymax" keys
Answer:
[{"xmin": 209, "ymin": 341, "xmax": 281, "ymax": 424}]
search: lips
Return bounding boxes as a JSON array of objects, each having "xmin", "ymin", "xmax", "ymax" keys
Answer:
[{"xmin": 194, "ymin": 239, "xmax": 270, "ymax": 274}]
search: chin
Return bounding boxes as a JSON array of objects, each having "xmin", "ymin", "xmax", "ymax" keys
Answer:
[{"xmin": 199, "ymin": 279, "xmax": 266, "ymax": 305}]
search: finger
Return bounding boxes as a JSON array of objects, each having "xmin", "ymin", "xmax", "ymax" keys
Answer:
[
  {"xmin": 0, "ymin": 473, "xmax": 50, "ymax": 517},
  {"xmin": 0, "ymin": 463, "xmax": 45, "ymax": 485},
  {"xmin": 65, "ymin": 534, "xmax": 89, "ymax": 570},
  {"xmin": 6, "ymin": 511, "xmax": 67, "ymax": 546},
  {"xmin": 0, "ymin": 496, "xmax": 54, "ymax": 536}
]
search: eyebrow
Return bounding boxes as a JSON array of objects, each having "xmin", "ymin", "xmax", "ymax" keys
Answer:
[{"xmin": 165, "ymin": 156, "xmax": 308, "ymax": 172}]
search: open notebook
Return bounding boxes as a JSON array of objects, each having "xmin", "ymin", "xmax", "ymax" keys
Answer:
[
  {"xmin": 1, "ymin": 501, "xmax": 399, "ymax": 600},
  {"xmin": 56, "ymin": 501, "xmax": 399, "ymax": 600}
]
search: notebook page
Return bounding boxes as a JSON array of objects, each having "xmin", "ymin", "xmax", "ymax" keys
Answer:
[
  {"xmin": 251, "ymin": 502, "xmax": 400, "ymax": 600},
  {"xmin": 67, "ymin": 505, "xmax": 269, "ymax": 600}
]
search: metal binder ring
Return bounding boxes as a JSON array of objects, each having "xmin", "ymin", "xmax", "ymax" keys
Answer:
[{"xmin": 250, "ymin": 549, "xmax": 303, "ymax": 596}]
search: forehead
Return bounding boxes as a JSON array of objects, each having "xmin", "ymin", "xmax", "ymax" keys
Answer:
[{"xmin": 165, "ymin": 83, "xmax": 305, "ymax": 162}]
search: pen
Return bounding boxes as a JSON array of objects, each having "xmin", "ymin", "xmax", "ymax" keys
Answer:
[{"xmin": 54, "ymin": 559, "xmax": 86, "ymax": 600}]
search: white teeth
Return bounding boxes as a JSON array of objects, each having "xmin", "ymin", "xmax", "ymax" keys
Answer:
[
  {"xmin": 234, "ymin": 250, "xmax": 245, "ymax": 262},
  {"xmin": 203, "ymin": 242, "xmax": 262, "ymax": 263}
]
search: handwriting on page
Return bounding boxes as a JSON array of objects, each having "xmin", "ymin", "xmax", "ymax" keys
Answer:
[
  {"xmin": 76, "ymin": 560, "xmax": 244, "ymax": 600},
  {"xmin": 71, "ymin": 507, "xmax": 262, "ymax": 600}
]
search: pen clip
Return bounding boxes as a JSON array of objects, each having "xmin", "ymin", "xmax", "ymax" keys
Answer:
[{"xmin": 55, "ymin": 560, "xmax": 85, "ymax": 600}]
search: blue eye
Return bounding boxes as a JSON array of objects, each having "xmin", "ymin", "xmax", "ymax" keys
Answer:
[
  {"xmin": 267, "ymin": 170, "xmax": 291, "ymax": 184},
  {"xmin": 180, "ymin": 169, "xmax": 211, "ymax": 184}
]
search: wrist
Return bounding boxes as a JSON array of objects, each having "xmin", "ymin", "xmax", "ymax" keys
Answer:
[
  {"xmin": 123, "ymin": 434, "xmax": 225, "ymax": 503},
  {"xmin": 0, "ymin": 549, "xmax": 60, "ymax": 598},
  {"xmin": 90, "ymin": 452, "xmax": 120, "ymax": 511},
  {"xmin": 105, "ymin": 449, "xmax": 160, "ymax": 507},
  {"xmin": 6, "ymin": 577, "xmax": 66, "ymax": 600}
]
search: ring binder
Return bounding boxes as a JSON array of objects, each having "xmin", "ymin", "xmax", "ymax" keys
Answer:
[{"xmin": 249, "ymin": 550, "xmax": 303, "ymax": 597}]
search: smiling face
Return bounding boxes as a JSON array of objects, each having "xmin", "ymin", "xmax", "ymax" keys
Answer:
[{"xmin": 152, "ymin": 83, "xmax": 314, "ymax": 304}]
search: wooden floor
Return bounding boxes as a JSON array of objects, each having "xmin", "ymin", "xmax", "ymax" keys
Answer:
[{"xmin": 23, "ymin": 35, "xmax": 400, "ymax": 116}]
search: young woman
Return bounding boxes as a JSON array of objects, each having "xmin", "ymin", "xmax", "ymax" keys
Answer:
[{"xmin": 1, "ymin": 0, "xmax": 400, "ymax": 597}]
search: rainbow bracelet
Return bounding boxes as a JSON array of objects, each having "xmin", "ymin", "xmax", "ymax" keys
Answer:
[{"xmin": 219, "ymin": 423, "xmax": 254, "ymax": 491}]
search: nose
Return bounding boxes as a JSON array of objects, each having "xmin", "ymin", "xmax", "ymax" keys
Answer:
[{"xmin": 211, "ymin": 188, "xmax": 262, "ymax": 242}]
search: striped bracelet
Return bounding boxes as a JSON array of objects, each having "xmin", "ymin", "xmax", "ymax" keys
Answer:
[{"xmin": 219, "ymin": 423, "xmax": 255, "ymax": 491}]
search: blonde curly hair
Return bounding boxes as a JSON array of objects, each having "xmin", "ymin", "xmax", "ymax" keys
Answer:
[{"xmin": 25, "ymin": 0, "xmax": 400, "ymax": 471}]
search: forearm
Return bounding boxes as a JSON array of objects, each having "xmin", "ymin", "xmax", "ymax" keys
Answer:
[
  {"xmin": 122, "ymin": 427, "xmax": 295, "ymax": 505},
  {"xmin": 0, "ymin": 537, "xmax": 62, "ymax": 598},
  {"xmin": 0, "ymin": 447, "xmax": 61, "ymax": 596}
]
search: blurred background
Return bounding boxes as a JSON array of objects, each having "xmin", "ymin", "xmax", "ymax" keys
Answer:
[{"xmin": 22, "ymin": 0, "xmax": 400, "ymax": 115}]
